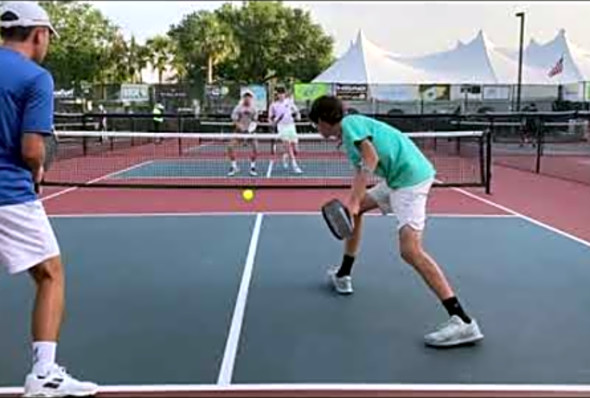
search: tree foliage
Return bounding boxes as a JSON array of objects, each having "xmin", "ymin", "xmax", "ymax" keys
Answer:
[
  {"xmin": 170, "ymin": 1, "xmax": 334, "ymax": 84},
  {"xmin": 40, "ymin": 1, "xmax": 120, "ymax": 88},
  {"xmin": 5, "ymin": 1, "xmax": 334, "ymax": 89}
]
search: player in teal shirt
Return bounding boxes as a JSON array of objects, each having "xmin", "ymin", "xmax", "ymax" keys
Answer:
[{"xmin": 309, "ymin": 96, "xmax": 483, "ymax": 348}]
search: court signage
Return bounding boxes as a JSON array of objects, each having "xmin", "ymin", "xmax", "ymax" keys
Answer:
[
  {"xmin": 120, "ymin": 84, "xmax": 150, "ymax": 102},
  {"xmin": 335, "ymin": 84, "xmax": 368, "ymax": 100}
]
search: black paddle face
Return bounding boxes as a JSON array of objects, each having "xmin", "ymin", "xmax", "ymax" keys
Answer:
[{"xmin": 321, "ymin": 199, "xmax": 354, "ymax": 240}]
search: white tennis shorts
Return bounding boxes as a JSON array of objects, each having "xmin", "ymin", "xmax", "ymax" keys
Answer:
[
  {"xmin": 277, "ymin": 123, "xmax": 298, "ymax": 143},
  {"xmin": 367, "ymin": 178, "xmax": 434, "ymax": 231},
  {"xmin": 0, "ymin": 200, "xmax": 60, "ymax": 275}
]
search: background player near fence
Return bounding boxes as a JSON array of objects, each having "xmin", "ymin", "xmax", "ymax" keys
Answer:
[
  {"xmin": 309, "ymin": 95, "xmax": 484, "ymax": 348},
  {"xmin": 227, "ymin": 90, "xmax": 259, "ymax": 176},
  {"xmin": 269, "ymin": 86, "xmax": 303, "ymax": 174},
  {"xmin": 0, "ymin": 2, "xmax": 97, "ymax": 396}
]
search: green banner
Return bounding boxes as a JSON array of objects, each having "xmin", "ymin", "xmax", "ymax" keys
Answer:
[{"xmin": 294, "ymin": 83, "xmax": 331, "ymax": 102}]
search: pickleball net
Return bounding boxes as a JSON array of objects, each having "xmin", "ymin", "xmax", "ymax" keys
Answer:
[{"xmin": 42, "ymin": 130, "xmax": 491, "ymax": 190}]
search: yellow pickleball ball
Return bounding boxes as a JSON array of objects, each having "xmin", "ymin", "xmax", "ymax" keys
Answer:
[{"xmin": 242, "ymin": 189, "xmax": 255, "ymax": 202}]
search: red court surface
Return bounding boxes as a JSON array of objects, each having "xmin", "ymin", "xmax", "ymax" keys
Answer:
[{"xmin": 39, "ymin": 163, "xmax": 590, "ymax": 247}]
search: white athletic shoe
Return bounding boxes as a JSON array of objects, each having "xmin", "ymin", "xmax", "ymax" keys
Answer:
[
  {"xmin": 24, "ymin": 364, "xmax": 98, "ymax": 397},
  {"xmin": 227, "ymin": 166, "xmax": 240, "ymax": 176},
  {"xmin": 424, "ymin": 315, "xmax": 484, "ymax": 347},
  {"xmin": 249, "ymin": 167, "xmax": 258, "ymax": 176},
  {"xmin": 327, "ymin": 266, "xmax": 353, "ymax": 295},
  {"xmin": 292, "ymin": 164, "xmax": 303, "ymax": 174},
  {"xmin": 282, "ymin": 154, "xmax": 289, "ymax": 169}
]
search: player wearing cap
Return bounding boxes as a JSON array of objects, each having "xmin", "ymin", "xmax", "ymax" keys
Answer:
[
  {"xmin": 227, "ymin": 90, "xmax": 259, "ymax": 176},
  {"xmin": 269, "ymin": 86, "xmax": 303, "ymax": 174},
  {"xmin": 0, "ymin": 2, "xmax": 98, "ymax": 396},
  {"xmin": 309, "ymin": 95, "xmax": 484, "ymax": 348}
]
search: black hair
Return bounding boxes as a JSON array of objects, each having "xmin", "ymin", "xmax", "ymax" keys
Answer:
[
  {"xmin": 0, "ymin": 11, "xmax": 35, "ymax": 42},
  {"xmin": 309, "ymin": 95, "xmax": 345, "ymax": 125},
  {"xmin": 276, "ymin": 86, "xmax": 286, "ymax": 94},
  {"xmin": 242, "ymin": 92, "xmax": 253, "ymax": 98}
]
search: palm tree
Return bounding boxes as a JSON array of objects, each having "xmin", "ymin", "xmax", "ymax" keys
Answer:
[
  {"xmin": 197, "ymin": 13, "xmax": 237, "ymax": 84},
  {"xmin": 145, "ymin": 35, "xmax": 173, "ymax": 84},
  {"xmin": 127, "ymin": 35, "xmax": 148, "ymax": 83}
]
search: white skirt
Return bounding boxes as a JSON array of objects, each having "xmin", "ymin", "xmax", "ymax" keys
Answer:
[{"xmin": 0, "ymin": 200, "xmax": 60, "ymax": 274}]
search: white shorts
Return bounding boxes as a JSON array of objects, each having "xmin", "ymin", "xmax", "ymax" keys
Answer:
[
  {"xmin": 0, "ymin": 201, "xmax": 60, "ymax": 275},
  {"xmin": 277, "ymin": 123, "xmax": 298, "ymax": 143},
  {"xmin": 367, "ymin": 178, "xmax": 434, "ymax": 231}
]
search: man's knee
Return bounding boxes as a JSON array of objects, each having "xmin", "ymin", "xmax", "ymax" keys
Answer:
[
  {"xmin": 29, "ymin": 256, "xmax": 63, "ymax": 284},
  {"xmin": 399, "ymin": 226, "xmax": 424, "ymax": 265}
]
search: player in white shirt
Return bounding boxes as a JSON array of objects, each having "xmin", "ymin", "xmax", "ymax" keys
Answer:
[
  {"xmin": 227, "ymin": 90, "xmax": 259, "ymax": 176},
  {"xmin": 269, "ymin": 86, "xmax": 302, "ymax": 174}
]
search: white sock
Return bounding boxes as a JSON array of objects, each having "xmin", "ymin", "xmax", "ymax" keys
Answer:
[
  {"xmin": 32, "ymin": 341, "xmax": 57, "ymax": 375},
  {"xmin": 231, "ymin": 161, "xmax": 237, "ymax": 168},
  {"xmin": 250, "ymin": 161, "xmax": 256, "ymax": 169}
]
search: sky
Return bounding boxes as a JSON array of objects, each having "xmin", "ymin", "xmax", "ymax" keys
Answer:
[{"xmin": 90, "ymin": 1, "xmax": 590, "ymax": 56}]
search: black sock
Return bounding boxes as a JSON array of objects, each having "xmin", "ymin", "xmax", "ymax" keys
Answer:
[
  {"xmin": 336, "ymin": 254, "xmax": 355, "ymax": 277},
  {"xmin": 442, "ymin": 297, "xmax": 471, "ymax": 324}
]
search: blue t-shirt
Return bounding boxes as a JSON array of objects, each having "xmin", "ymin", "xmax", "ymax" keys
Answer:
[{"xmin": 0, "ymin": 47, "xmax": 54, "ymax": 206}]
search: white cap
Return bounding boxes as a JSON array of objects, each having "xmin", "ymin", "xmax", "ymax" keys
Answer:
[
  {"xmin": 242, "ymin": 89, "xmax": 254, "ymax": 98},
  {"xmin": 0, "ymin": 1, "xmax": 58, "ymax": 37}
]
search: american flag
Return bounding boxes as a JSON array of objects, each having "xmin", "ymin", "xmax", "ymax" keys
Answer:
[{"xmin": 548, "ymin": 56, "xmax": 564, "ymax": 77}]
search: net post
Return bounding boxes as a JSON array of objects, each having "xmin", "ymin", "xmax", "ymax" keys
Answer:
[
  {"xmin": 486, "ymin": 121, "xmax": 493, "ymax": 194},
  {"xmin": 535, "ymin": 116, "xmax": 543, "ymax": 174},
  {"xmin": 177, "ymin": 114, "xmax": 183, "ymax": 156},
  {"xmin": 82, "ymin": 135, "xmax": 88, "ymax": 156},
  {"xmin": 479, "ymin": 130, "xmax": 485, "ymax": 188}
]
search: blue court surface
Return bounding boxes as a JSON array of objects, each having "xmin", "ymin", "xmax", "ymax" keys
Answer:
[
  {"xmin": 1, "ymin": 213, "xmax": 590, "ymax": 397},
  {"xmin": 112, "ymin": 159, "xmax": 355, "ymax": 180}
]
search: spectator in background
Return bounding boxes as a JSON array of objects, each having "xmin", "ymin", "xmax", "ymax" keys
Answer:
[
  {"xmin": 152, "ymin": 102, "xmax": 164, "ymax": 144},
  {"xmin": 521, "ymin": 102, "xmax": 538, "ymax": 148},
  {"xmin": 98, "ymin": 104, "xmax": 107, "ymax": 143}
]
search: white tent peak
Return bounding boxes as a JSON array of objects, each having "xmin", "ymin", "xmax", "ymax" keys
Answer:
[{"xmin": 312, "ymin": 29, "xmax": 432, "ymax": 84}]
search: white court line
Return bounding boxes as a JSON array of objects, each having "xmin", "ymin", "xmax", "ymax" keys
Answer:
[
  {"xmin": 266, "ymin": 160, "xmax": 274, "ymax": 178},
  {"xmin": 217, "ymin": 213, "xmax": 264, "ymax": 386},
  {"xmin": 47, "ymin": 212, "xmax": 518, "ymax": 219},
  {"xmin": 3, "ymin": 382, "xmax": 590, "ymax": 395},
  {"xmin": 452, "ymin": 187, "xmax": 590, "ymax": 249},
  {"xmin": 40, "ymin": 161, "xmax": 154, "ymax": 203}
]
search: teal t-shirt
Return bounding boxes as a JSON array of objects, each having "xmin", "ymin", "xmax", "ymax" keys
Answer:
[{"xmin": 341, "ymin": 114, "xmax": 435, "ymax": 189}]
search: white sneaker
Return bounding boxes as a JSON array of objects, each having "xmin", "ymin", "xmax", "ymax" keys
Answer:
[
  {"xmin": 292, "ymin": 164, "xmax": 303, "ymax": 174},
  {"xmin": 24, "ymin": 364, "xmax": 98, "ymax": 397},
  {"xmin": 424, "ymin": 315, "xmax": 484, "ymax": 347},
  {"xmin": 249, "ymin": 168, "xmax": 258, "ymax": 176},
  {"xmin": 282, "ymin": 154, "xmax": 289, "ymax": 169},
  {"xmin": 327, "ymin": 266, "xmax": 353, "ymax": 295},
  {"xmin": 227, "ymin": 166, "xmax": 240, "ymax": 176}
]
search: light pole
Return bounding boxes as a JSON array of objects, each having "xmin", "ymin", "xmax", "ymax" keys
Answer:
[{"xmin": 515, "ymin": 12, "xmax": 525, "ymax": 112}]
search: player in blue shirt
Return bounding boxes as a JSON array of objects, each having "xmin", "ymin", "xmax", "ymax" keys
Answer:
[{"xmin": 0, "ymin": 2, "xmax": 97, "ymax": 396}]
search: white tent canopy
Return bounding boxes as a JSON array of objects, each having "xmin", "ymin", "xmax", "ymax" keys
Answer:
[
  {"xmin": 312, "ymin": 31, "xmax": 432, "ymax": 84},
  {"xmin": 313, "ymin": 29, "xmax": 590, "ymax": 86}
]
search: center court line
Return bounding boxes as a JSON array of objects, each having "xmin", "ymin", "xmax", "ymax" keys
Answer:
[
  {"xmin": 452, "ymin": 187, "xmax": 590, "ymax": 249},
  {"xmin": 40, "ymin": 161, "xmax": 154, "ymax": 202},
  {"xmin": 266, "ymin": 160, "xmax": 274, "ymax": 178},
  {"xmin": 217, "ymin": 212, "xmax": 264, "ymax": 386}
]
